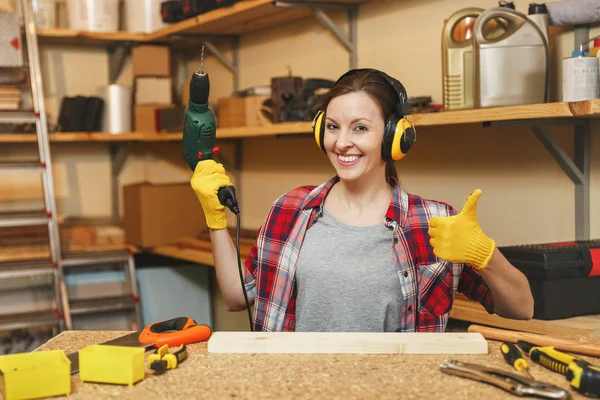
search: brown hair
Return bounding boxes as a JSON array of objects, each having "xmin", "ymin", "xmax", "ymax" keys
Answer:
[{"xmin": 319, "ymin": 69, "xmax": 400, "ymax": 183}]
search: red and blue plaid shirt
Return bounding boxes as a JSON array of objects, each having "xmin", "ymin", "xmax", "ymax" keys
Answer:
[{"xmin": 243, "ymin": 176, "xmax": 494, "ymax": 332}]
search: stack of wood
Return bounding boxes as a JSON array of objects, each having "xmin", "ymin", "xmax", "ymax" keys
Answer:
[
  {"xmin": 0, "ymin": 85, "xmax": 21, "ymax": 110},
  {"xmin": 0, "ymin": 217, "xmax": 126, "ymax": 262},
  {"xmin": 151, "ymin": 228, "xmax": 259, "ymax": 267}
]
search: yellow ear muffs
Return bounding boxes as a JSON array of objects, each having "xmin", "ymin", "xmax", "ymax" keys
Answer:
[
  {"xmin": 312, "ymin": 110, "xmax": 326, "ymax": 153},
  {"xmin": 390, "ymin": 118, "xmax": 416, "ymax": 161}
]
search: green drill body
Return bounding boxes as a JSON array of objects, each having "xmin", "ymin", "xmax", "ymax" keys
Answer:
[
  {"xmin": 182, "ymin": 66, "xmax": 239, "ymax": 215},
  {"xmin": 182, "ymin": 71, "xmax": 218, "ymax": 170}
]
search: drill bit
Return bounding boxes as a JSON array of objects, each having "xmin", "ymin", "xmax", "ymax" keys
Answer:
[{"xmin": 198, "ymin": 46, "xmax": 205, "ymax": 75}]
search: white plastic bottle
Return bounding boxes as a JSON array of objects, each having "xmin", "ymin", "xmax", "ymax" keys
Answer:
[{"xmin": 528, "ymin": 3, "xmax": 549, "ymax": 46}]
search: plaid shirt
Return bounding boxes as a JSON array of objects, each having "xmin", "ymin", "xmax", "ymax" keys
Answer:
[{"xmin": 243, "ymin": 176, "xmax": 494, "ymax": 332}]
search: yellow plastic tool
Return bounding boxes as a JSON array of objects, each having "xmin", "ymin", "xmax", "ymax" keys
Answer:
[
  {"xmin": 0, "ymin": 349, "xmax": 71, "ymax": 400},
  {"xmin": 79, "ymin": 344, "xmax": 145, "ymax": 386},
  {"xmin": 147, "ymin": 344, "xmax": 188, "ymax": 374}
]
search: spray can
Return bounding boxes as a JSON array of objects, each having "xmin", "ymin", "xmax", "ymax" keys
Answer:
[{"xmin": 562, "ymin": 47, "xmax": 600, "ymax": 102}]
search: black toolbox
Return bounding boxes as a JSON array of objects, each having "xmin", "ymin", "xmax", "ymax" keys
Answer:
[{"xmin": 498, "ymin": 240, "xmax": 600, "ymax": 320}]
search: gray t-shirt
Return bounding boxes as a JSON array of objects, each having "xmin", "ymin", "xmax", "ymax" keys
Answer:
[{"xmin": 294, "ymin": 207, "xmax": 403, "ymax": 332}]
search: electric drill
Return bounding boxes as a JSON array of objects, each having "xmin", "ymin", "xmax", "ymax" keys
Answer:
[{"xmin": 182, "ymin": 48, "xmax": 239, "ymax": 215}]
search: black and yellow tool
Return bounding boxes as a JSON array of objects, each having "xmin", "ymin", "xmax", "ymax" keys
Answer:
[
  {"xmin": 147, "ymin": 344, "xmax": 188, "ymax": 375},
  {"xmin": 501, "ymin": 341, "xmax": 535, "ymax": 380},
  {"xmin": 517, "ymin": 340, "xmax": 600, "ymax": 397}
]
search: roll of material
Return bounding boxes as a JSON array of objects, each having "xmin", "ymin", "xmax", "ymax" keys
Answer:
[
  {"xmin": 100, "ymin": 84, "xmax": 132, "ymax": 134},
  {"xmin": 546, "ymin": 0, "xmax": 600, "ymax": 26},
  {"xmin": 562, "ymin": 56, "xmax": 600, "ymax": 102}
]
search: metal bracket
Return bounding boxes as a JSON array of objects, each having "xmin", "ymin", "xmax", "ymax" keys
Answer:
[
  {"xmin": 109, "ymin": 144, "xmax": 128, "ymax": 221},
  {"xmin": 170, "ymin": 35, "xmax": 240, "ymax": 91},
  {"xmin": 273, "ymin": 1, "xmax": 359, "ymax": 68},
  {"xmin": 487, "ymin": 119, "xmax": 591, "ymax": 241},
  {"xmin": 108, "ymin": 42, "xmax": 133, "ymax": 84},
  {"xmin": 531, "ymin": 123, "xmax": 590, "ymax": 240}
]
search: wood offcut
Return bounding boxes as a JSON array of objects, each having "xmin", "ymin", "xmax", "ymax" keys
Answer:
[{"xmin": 207, "ymin": 331, "xmax": 489, "ymax": 354}]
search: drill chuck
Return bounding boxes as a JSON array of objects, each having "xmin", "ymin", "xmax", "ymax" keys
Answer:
[{"xmin": 190, "ymin": 71, "xmax": 210, "ymax": 105}]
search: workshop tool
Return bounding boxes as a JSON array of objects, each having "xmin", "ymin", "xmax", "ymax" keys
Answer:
[
  {"xmin": 181, "ymin": 45, "xmax": 239, "ymax": 216},
  {"xmin": 468, "ymin": 325, "xmax": 600, "ymax": 358},
  {"xmin": 501, "ymin": 342, "xmax": 535, "ymax": 380},
  {"xmin": 518, "ymin": 340, "xmax": 600, "ymax": 397},
  {"xmin": 440, "ymin": 360, "xmax": 571, "ymax": 399},
  {"xmin": 148, "ymin": 344, "xmax": 188, "ymax": 374},
  {"xmin": 67, "ymin": 317, "xmax": 211, "ymax": 374},
  {"xmin": 181, "ymin": 46, "xmax": 252, "ymax": 331}
]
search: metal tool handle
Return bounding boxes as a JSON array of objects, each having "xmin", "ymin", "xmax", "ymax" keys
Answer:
[{"xmin": 440, "ymin": 360, "xmax": 572, "ymax": 400}]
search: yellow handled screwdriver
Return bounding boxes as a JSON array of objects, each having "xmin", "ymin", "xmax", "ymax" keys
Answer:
[
  {"xmin": 501, "ymin": 342, "xmax": 534, "ymax": 380},
  {"xmin": 518, "ymin": 340, "xmax": 600, "ymax": 397}
]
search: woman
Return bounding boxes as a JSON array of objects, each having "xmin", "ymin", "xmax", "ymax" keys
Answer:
[{"xmin": 191, "ymin": 68, "xmax": 534, "ymax": 332}]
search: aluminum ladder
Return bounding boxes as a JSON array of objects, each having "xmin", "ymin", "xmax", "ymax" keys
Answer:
[{"xmin": 0, "ymin": 0, "xmax": 142, "ymax": 333}]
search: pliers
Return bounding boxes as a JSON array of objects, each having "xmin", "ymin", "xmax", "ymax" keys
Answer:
[
  {"xmin": 147, "ymin": 344, "xmax": 188, "ymax": 374},
  {"xmin": 440, "ymin": 360, "xmax": 571, "ymax": 399}
]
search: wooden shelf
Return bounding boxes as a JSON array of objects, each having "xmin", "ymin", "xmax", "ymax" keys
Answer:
[
  {"xmin": 147, "ymin": 0, "xmax": 369, "ymax": 41},
  {"xmin": 152, "ymin": 236, "xmax": 254, "ymax": 267},
  {"xmin": 412, "ymin": 99, "xmax": 600, "ymax": 127},
  {"xmin": 36, "ymin": 28, "xmax": 151, "ymax": 46},
  {"xmin": 0, "ymin": 132, "xmax": 149, "ymax": 143},
  {"xmin": 3, "ymin": 100, "xmax": 598, "ymax": 144},
  {"xmin": 34, "ymin": 0, "xmax": 368, "ymax": 46}
]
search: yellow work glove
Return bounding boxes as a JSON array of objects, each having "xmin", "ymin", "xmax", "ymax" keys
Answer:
[
  {"xmin": 428, "ymin": 189, "xmax": 495, "ymax": 269},
  {"xmin": 190, "ymin": 159, "xmax": 232, "ymax": 230}
]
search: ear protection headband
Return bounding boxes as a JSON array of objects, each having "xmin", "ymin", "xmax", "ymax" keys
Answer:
[{"xmin": 311, "ymin": 68, "xmax": 416, "ymax": 163}]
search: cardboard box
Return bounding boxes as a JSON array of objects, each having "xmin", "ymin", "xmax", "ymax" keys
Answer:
[
  {"xmin": 217, "ymin": 96, "xmax": 269, "ymax": 127},
  {"xmin": 123, "ymin": 182, "xmax": 207, "ymax": 248},
  {"xmin": 135, "ymin": 77, "xmax": 173, "ymax": 105},
  {"xmin": 131, "ymin": 45, "xmax": 171, "ymax": 77},
  {"xmin": 135, "ymin": 104, "xmax": 175, "ymax": 132},
  {"xmin": 0, "ymin": 0, "xmax": 14, "ymax": 12}
]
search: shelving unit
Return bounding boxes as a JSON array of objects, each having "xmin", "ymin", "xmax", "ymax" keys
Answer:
[
  {"xmin": 2, "ymin": 98, "xmax": 599, "ymax": 143},
  {"xmin": 3, "ymin": 95, "xmax": 596, "ymax": 240},
  {"xmin": 2, "ymin": 0, "xmax": 598, "ymax": 335},
  {"xmin": 148, "ymin": 0, "xmax": 364, "ymax": 39}
]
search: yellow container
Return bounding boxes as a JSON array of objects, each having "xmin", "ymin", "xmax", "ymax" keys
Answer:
[
  {"xmin": 0, "ymin": 350, "xmax": 71, "ymax": 400},
  {"xmin": 79, "ymin": 345, "xmax": 145, "ymax": 386}
]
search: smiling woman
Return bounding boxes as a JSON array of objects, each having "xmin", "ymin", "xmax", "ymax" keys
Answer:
[{"xmin": 191, "ymin": 68, "xmax": 535, "ymax": 333}]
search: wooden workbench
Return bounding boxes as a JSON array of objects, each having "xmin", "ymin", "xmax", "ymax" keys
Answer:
[{"xmin": 34, "ymin": 330, "xmax": 597, "ymax": 399}]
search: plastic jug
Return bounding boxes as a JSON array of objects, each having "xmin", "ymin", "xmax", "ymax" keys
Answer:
[
  {"xmin": 442, "ymin": 7, "xmax": 484, "ymax": 110},
  {"xmin": 473, "ymin": 7, "xmax": 549, "ymax": 108}
]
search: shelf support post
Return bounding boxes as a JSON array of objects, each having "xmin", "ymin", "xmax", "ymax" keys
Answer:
[
  {"xmin": 273, "ymin": 1, "xmax": 359, "ymax": 69},
  {"xmin": 170, "ymin": 34, "xmax": 240, "ymax": 92},
  {"xmin": 529, "ymin": 122, "xmax": 590, "ymax": 241},
  {"xmin": 108, "ymin": 42, "xmax": 133, "ymax": 84},
  {"xmin": 488, "ymin": 118, "xmax": 591, "ymax": 241},
  {"xmin": 109, "ymin": 144, "xmax": 128, "ymax": 221},
  {"xmin": 574, "ymin": 122, "xmax": 590, "ymax": 241}
]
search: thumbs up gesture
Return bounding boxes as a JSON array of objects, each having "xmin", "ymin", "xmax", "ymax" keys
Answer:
[{"xmin": 428, "ymin": 189, "xmax": 496, "ymax": 269}]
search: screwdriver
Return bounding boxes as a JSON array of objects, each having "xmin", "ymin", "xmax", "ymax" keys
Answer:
[
  {"xmin": 518, "ymin": 340, "xmax": 600, "ymax": 397},
  {"xmin": 501, "ymin": 341, "xmax": 534, "ymax": 380}
]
